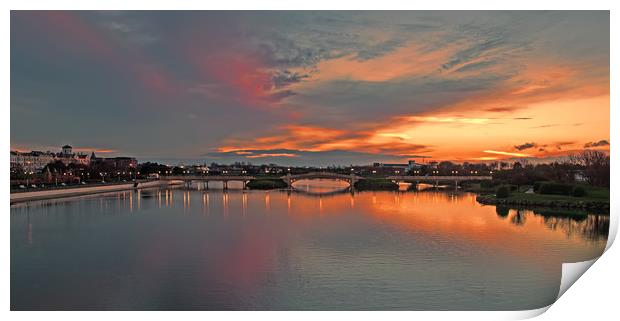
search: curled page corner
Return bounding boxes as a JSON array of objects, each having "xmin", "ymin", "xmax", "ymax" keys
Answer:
[
  {"xmin": 511, "ymin": 305, "xmax": 552, "ymax": 320},
  {"xmin": 557, "ymin": 258, "xmax": 598, "ymax": 300}
]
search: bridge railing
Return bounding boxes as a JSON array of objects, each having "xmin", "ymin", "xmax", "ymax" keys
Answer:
[
  {"xmin": 386, "ymin": 175, "xmax": 492, "ymax": 180},
  {"xmin": 161, "ymin": 175, "xmax": 256, "ymax": 180},
  {"xmin": 284, "ymin": 172, "xmax": 362, "ymax": 179}
]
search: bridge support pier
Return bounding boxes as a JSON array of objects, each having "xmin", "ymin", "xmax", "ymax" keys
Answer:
[
  {"xmin": 349, "ymin": 173, "xmax": 357, "ymax": 189},
  {"xmin": 285, "ymin": 173, "xmax": 292, "ymax": 189},
  {"xmin": 242, "ymin": 181, "xmax": 247, "ymax": 189},
  {"xmin": 204, "ymin": 181, "xmax": 209, "ymax": 190},
  {"xmin": 223, "ymin": 181, "xmax": 228, "ymax": 190}
]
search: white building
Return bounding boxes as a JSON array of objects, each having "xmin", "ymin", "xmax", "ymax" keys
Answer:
[
  {"xmin": 10, "ymin": 151, "xmax": 56, "ymax": 172},
  {"xmin": 10, "ymin": 145, "xmax": 91, "ymax": 172}
]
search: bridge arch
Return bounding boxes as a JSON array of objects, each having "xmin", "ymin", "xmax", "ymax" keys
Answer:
[{"xmin": 282, "ymin": 172, "xmax": 362, "ymax": 188}]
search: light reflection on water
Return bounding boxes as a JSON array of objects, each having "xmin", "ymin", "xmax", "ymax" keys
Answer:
[{"xmin": 11, "ymin": 180, "xmax": 608, "ymax": 310}]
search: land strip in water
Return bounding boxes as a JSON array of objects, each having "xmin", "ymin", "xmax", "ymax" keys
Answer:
[{"xmin": 476, "ymin": 190, "xmax": 609, "ymax": 212}]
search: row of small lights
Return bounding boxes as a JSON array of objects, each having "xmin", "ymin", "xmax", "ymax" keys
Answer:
[
  {"xmin": 98, "ymin": 171, "xmax": 140, "ymax": 176},
  {"xmin": 172, "ymin": 168, "xmax": 296, "ymax": 175},
  {"xmin": 24, "ymin": 169, "xmax": 495, "ymax": 176}
]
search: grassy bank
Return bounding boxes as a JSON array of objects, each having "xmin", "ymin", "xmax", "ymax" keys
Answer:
[
  {"xmin": 246, "ymin": 179, "xmax": 288, "ymax": 190},
  {"xmin": 353, "ymin": 179, "xmax": 399, "ymax": 191},
  {"xmin": 477, "ymin": 187, "xmax": 609, "ymax": 212}
]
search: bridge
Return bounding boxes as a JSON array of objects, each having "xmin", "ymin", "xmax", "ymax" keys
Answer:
[
  {"xmin": 160, "ymin": 174, "xmax": 491, "ymax": 190},
  {"xmin": 161, "ymin": 175, "xmax": 256, "ymax": 189},
  {"xmin": 386, "ymin": 175, "xmax": 492, "ymax": 188},
  {"xmin": 282, "ymin": 172, "xmax": 362, "ymax": 188}
]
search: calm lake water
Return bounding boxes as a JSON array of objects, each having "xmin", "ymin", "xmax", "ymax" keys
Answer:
[{"xmin": 11, "ymin": 179, "xmax": 608, "ymax": 310}]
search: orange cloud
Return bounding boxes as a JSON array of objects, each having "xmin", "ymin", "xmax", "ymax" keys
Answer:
[
  {"xmin": 246, "ymin": 153, "xmax": 299, "ymax": 159},
  {"xmin": 483, "ymin": 150, "xmax": 531, "ymax": 157}
]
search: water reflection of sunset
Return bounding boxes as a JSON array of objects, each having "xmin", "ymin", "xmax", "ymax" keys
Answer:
[{"xmin": 11, "ymin": 187, "xmax": 608, "ymax": 310}]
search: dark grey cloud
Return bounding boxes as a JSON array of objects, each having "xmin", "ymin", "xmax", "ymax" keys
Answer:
[
  {"xmin": 442, "ymin": 37, "xmax": 506, "ymax": 71},
  {"xmin": 355, "ymin": 38, "xmax": 406, "ymax": 61},
  {"xmin": 514, "ymin": 142, "xmax": 537, "ymax": 151},
  {"xmin": 292, "ymin": 73, "xmax": 509, "ymax": 126},
  {"xmin": 272, "ymin": 70, "xmax": 310, "ymax": 89},
  {"xmin": 454, "ymin": 60, "xmax": 497, "ymax": 73},
  {"xmin": 584, "ymin": 140, "xmax": 610, "ymax": 148},
  {"xmin": 484, "ymin": 106, "xmax": 523, "ymax": 113},
  {"xmin": 266, "ymin": 90, "xmax": 297, "ymax": 102}
]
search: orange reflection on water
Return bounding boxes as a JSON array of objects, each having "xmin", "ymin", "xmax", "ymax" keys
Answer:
[
  {"xmin": 129, "ymin": 190, "xmax": 133, "ymax": 212},
  {"xmin": 203, "ymin": 192, "xmax": 209, "ymax": 215},
  {"xmin": 360, "ymin": 192, "xmax": 603, "ymax": 259},
  {"xmin": 269, "ymin": 189, "xmax": 605, "ymax": 263},
  {"xmin": 243, "ymin": 192, "xmax": 248, "ymax": 216},
  {"xmin": 158, "ymin": 190, "xmax": 162, "ymax": 208},
  {"xmin": 223, "ymin": 192, "xmax": 229, "ymax": 216}
]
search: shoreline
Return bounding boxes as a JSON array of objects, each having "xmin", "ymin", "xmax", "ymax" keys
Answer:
[
  {"xmin": 10, "ymin": 180, "xmax": 183, "ymax": 204},
  {"xmin": 476, "ymin": 194, "xmax": 610, "ymax": 212}
]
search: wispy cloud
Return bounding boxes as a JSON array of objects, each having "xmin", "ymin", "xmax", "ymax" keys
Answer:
[{"xmin": 483, "ymin": 150, "xmax": 531, "ymax": 157}]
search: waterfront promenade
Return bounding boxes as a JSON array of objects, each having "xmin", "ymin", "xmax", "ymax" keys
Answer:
[{"xmin": 10, "ymin": 180, "xmax": 182, "ymax": 204}]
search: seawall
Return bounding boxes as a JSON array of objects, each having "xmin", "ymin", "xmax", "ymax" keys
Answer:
[{"xmin": 10, "ymin": 180, "xmax": 182, "ymax": 204}]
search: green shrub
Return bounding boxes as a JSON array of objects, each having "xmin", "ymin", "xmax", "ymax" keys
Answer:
[
  {"xmin": 496, "ymin": 185, "xmax": 511, "ymax": 198},
  {"xmin": 572, "ymin": 186, "xmax": 587, "ymax": 197},
  {"xmin": 533, "ymin": 181, "xmax": 546, "ymax": 192},
  {"xmin": 246, "ymin": 179, "xmax": 288, "ymax": 190},
  {"xmin": 495, "ymin": 206, "xmax": 510, "ymax": 217},
  {"xmin": 354, "ymin": 179, "xmax": 399, "ymax": 191},
  {"xmin": 480, "ymin": 180, "xmax": 495, "ymax": 189},
  {"xmin": 539, "ymin": 182, "xmax": 574, "ymax": 195}
]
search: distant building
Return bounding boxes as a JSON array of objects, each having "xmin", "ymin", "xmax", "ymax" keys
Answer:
[
  {"xmin": 407, "ymin": 160, "xmax": 423, "ymax": 171},
  {"xmin": 90, "ymin": 152, "xmax": 137, "ymax": 170},
  {"xmin": 373, "ymin": 162, "xmax": 408, "ymax": 169},
  {"xmin": 74, "ymin": 153, "xmax": 91, "ymax": 166},
  {"xmin": 10, "ymin": 145, "xmax": 93, "ymax": 172},
  {"xmin": 573, "ymin": 170, "xmax": 587, "ymax": 183},
  {"xmin": 372, "ymin": 160, "xmax": 425, "ymax": 174},
  {"xmin": 371, "ymin": 162, "xmax": 408, "ymax": 175},
  {"xmin": 10, "ymin": 150, "xmax": 56, "ymax": 172},
  {"xmin": 62, "ymin": 145, "xmax": 73, "ymax": 155}
]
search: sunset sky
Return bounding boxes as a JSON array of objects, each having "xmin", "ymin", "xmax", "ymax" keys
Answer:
[{"xmin": 11, "ymin": 11, "xmax": 610, "ymax": 165}]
